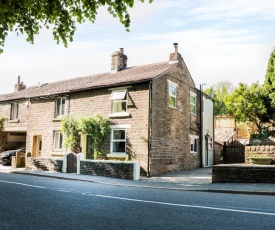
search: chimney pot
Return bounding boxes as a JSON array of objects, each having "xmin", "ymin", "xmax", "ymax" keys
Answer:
[{"xmin": 173, "ymin": 43, "xmax": 178, "ymax": 53}]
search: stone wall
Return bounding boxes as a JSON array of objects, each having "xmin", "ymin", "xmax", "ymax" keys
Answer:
[
  {"xmin": 212, "ymin": 164, "xmax": 275, "ymax": 183},
  {"xmin": 26, "ymin": 157, "xmax": 63, "ymax": 172},
  {"xmin": 245, "ymin": 145, "xmax": 275, "ymax": 163},
  {"xmin": 80, "ymin": 160, "xmax": 135, "ymax": 179}
]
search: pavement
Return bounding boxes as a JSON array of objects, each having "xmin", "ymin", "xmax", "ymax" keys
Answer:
[{"xmin": 1, "ymin": 164, "xmax": 275, "ymax": 196}]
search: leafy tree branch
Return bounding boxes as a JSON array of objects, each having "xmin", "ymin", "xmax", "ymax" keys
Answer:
[{"xmin": 0, "ymin": 0, "xmax": 153, "ymax": 53}]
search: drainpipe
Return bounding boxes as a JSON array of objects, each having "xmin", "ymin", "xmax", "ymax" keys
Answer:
[
  {"xmin": 147, "ymin": 81, "xmax": 152, "ymax": 177},
  {"xmin": 212, "ymin": 99, "xmax": 215, "ymax": 165},
  {"xmin": 199, "ymin": 84, "xmax": 203, "ymax": 168}
]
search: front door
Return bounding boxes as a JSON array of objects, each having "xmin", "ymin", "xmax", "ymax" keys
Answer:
[{"xmin": 33, "ymin": 136, "xmax": 42, "ymax": 157}]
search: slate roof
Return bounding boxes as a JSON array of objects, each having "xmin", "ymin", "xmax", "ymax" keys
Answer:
[{"xmin": 0, "ymin": 61, "xmax": 174, "ymax": 102}]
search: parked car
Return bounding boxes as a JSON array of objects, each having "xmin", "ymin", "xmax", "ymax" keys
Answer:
[{"xmin": 0, "ymin": 147, "xmax": 26, "ymax": 165}]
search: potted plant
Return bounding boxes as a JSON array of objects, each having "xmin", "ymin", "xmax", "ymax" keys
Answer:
[{"xmin": 248, "ymin": 153, "xmax": 273, "ymax": 165}]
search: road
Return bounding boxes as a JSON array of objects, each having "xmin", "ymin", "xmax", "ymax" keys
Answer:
[{"xmin": 0, "ymin": 173, "xmax": 275, "ymax": 230}]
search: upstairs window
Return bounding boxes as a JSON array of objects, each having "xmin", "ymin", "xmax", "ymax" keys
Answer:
[
  {"xmin": 111, "ymin": 129, "xmax": 126, "ymax": 154},
  {"xmin": 110, "ymin": 90, "xmax": 127, "ymax": 114},
  {"xmin": 190, "ymin": 92, "xmax": 197, "ymax": 115},
  {"xmin": 56, "ymin": 97, "xmax": 66, "ymax": 117},
  {"xmin": 53, "ymin": 131, "xmax": 63, "ymax": 150},
  {"xmin": 10, "ymin": 102, "xmax": 19, "ymax": 120},
  {"xmin": 168, "ymin": 80, "xmax": 177, "ymax": 108}
]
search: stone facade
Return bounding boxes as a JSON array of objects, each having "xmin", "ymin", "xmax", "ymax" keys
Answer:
[
  {"xmin": 150, "ymin": 56, "xmax": 200, "ymax": 175},
  {"xmin": 0, "ymin": 100, "xmax": 28, "ymax": 151},
  {"xmin": 0, "ymin": 46, "xmax": 205, "ymax": 176}
]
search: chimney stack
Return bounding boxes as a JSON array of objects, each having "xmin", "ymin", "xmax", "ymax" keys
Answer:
[
  {"xmin": 169, "ymin": 43, "xmax": 181, "ymax": 64},
  {"xmin": 14, "ymin": 75, "xmax": 26, "ymax": 92},
  {"xmin": 111, "ymin": 48, "xmax": 128, "ymax": 73}
]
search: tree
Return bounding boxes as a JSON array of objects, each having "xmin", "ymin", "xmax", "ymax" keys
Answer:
[
  {"xmin": 0, "ymin": 0, "xmax": 153, "ymax": 53},
  {"xmin": 225, "ymin": 82, "xmax": 267, "ymax": 131},
  {"xmin": 263, "ymin": 48, "xmax": 275, "ymax": 126},
  {"xmin": 263, "ymin": 48, "xmax": 275, "ymax": 107},
  {"xmin": 204, "ymin": 81, "xmax": 235, "ymax": 115}
]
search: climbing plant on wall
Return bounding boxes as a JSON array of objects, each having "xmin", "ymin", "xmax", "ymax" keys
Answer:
[
  {"xmin": 79, "ymin": 115, "xmax": 110, "ymax": 158},
  {"xmin": 0, "ymin": 116, "xmax": 6, "ymax": 132},
  {"xmin": 61, "ymin": 114, "xmax": 110, "ymax": 156},
  {"xmin": 60, "ymin": 116, "xmax": 81, "ymax": 152}
]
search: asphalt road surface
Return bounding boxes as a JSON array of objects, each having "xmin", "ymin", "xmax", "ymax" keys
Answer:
[{"xmin": 0, "ymin": 173, "xmax": 275, "ymax": 230}]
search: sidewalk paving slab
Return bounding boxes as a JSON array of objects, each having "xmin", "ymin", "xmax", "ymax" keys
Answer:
[{"xmin": 1, "ymin": 166, "xmax": 275, "ymax": 196}]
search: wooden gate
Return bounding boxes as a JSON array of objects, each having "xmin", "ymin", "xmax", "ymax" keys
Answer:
[
  {"xmin": 223, "ymin": 141, "xmax": 245, "ymax": 164},
  {"xmin": 67, "ymin": 153, "xmax": 77, "ymax": 173}
]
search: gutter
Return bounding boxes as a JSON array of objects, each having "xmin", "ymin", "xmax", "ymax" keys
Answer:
[{"xmin": 0, "ymin": 79, "xmax": 154, "ymax": 104}]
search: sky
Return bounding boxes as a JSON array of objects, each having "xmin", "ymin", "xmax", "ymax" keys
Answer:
[{"xmin": 1, "ymin": 0, "xmax": 275, "ymax": 94}]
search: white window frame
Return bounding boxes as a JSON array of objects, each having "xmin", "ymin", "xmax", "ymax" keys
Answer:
[
  {"xmin": 190, "ymin": 135, "xmax": 199, "ymax": 154},
  {"xmin": 53, "ymin": 131, "xmax": 63, "ymax": 151},
  {"xmin": 168, "ymin": 80, "xmax": 177, "ymax": 108},
  {"xmin": 208, "ymin": 137, "xmax": 213, "ymax": 150},
  {"xmin": 110, "ymin": 90, "xmax": 128, "ymax": 114},
  {"xmin": 56, "ymin": 97, "xmax": 66, "ymax": 117},
  {"xmin": 10, "ymin": 102, "xmax": 19, "ymax": 120},
  {"xmin": 110, "ymin": 129, "xmax": 126, "ymax": 154},
  {"xmin": 190, "ymin": 91, "xmax": 197, "ymax": 115}
]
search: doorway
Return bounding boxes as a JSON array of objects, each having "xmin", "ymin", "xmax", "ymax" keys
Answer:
[{"xmin": 33, "ymin": 136, "xmax": 42, "ymax": 157}]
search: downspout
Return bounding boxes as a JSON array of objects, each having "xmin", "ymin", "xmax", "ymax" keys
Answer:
[
  {"xmin": 212, "ymin": 99, "xmax": 215, "ymax": 165},
  {"xmin": 199, "ymin": 85, "xmax": 203, "ymax": 168},
  {"xmin": 147, "ymin": 81, "xmax": 152, "ymax": 177}
]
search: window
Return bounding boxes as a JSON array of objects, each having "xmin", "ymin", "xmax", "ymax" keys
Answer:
[
  {"xmin": 190, "ymin": 92, "xmax": 197, "ymax": 115},
  {"xmin": 110, "ymin": 90, "xmax": 127, "ymax": 114},
  {"xmin": 53, "ymin": 131, "xmax": 63, "ymax": 150},
  {"xmin": 56, "ymin": 97, "xmax": 66, "ymax": 117},
  {"xmin": 208, "ymin": 137, "xmax": 213, "ymax": 150},
  {"xmin": 10, "ymin": 102, "xmax": 19, "ymax": 120},
  {"xmin": 111, "ymin": 129, "xmax": 126, "ymax": 154},
  {"xmin": 168, "ymin": 81, "xmax": 177, "ymax": 108},
  {"xmin": 190, "ymin": 135, "xmax": 199, "ymax": 153}
]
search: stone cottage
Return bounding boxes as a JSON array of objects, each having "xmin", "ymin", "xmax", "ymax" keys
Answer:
[{"xmin": 0, "ymin": 44, "xmax": 213, "ymax": 176}]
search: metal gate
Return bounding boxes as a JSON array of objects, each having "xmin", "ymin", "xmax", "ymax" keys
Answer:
[
  {"xmin": 223, "ymin": 141, "xmax": 245, "ymax": 163},
  {"xmin": 67, "ymin": 153, "xmax": 77, "ymax": 173}
]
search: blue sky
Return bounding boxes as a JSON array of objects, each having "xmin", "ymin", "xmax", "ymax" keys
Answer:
[{"xmin": 1, "ymin": 0, "xmax": 275, "ymax": 94}]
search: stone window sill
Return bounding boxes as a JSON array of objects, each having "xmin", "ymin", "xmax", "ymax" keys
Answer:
[
  {"xmin": 108, "ymin": 112, "xmax": 131, "ymax": 118},
  {"xmin": 107, "ymin": 153, "xmax": 128, "ymax": 158},
  {"xmin": 51, "ymin": 152, "xmax": 64, "ymax": 157},
  {"xmin": 9, "ymin": 119, "xmax": 19, "ymax": 123},
  {"xmin": 52, "ymin": 118, "xmax": 62, "ymax": 122}
]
